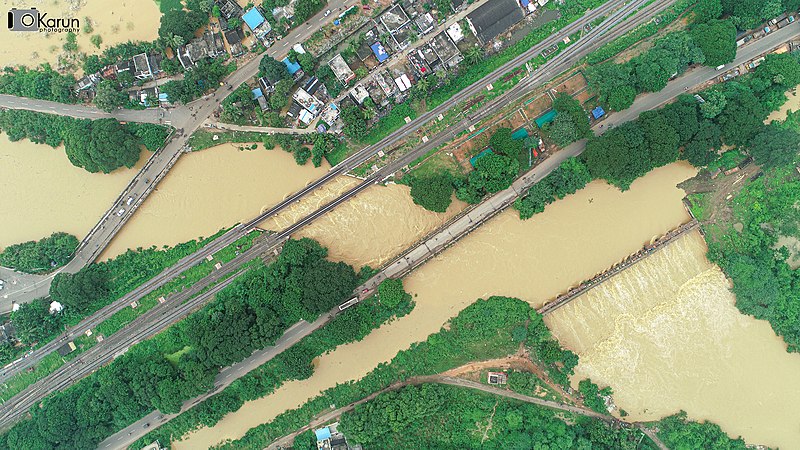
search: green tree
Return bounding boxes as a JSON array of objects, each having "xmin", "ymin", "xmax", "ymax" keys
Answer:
[
  {"xmin": 488, "ymin": 127, "xmax": 525, "ymax": 160},
  {"xmin": 691, "ymin": 19, "xmax": 737, "ymax": 67},
  {"xmin": 699, "ymin": 89, "xmax": 727, "ymax": 118},
  {"xmin": 0, "ymin": 232, "xmax": 79, "ymax": 273},
  {"xmin": 410, "ymin": 173, "xmax": 455, "ymax": 213},
  {"xmin": 62, "ymin": 118, "xmax": 142, "ymax": 173},
  {"xmin": 11, "ymin": 300, "xmax": 62, "ymax": 345},
  {"xmin": 748, "ymin": 123, "xmax": 800, "ymax": 169},
  {"xmin": 50, "ymin": 265, "xmax": 111, "ymax": 313},
  {"xmin": 546, "ymin": 94, "xmax": 591, "ymax": 146},
  {"xmin": 694, "ymin": 0, "xmax": 723, "ymax": 22},
  {"xmin": 90, "ymin": 34, "xmax": 103, "ymax": 48},
  {"xmin": 341, "ymin": 105, "xmax": 368, "ymax": 138},
  {"xmin": 93, "ymin": 80, "xmax": 127, "ymax": 112},
  {"xmin": 158, "ymin": 9, "xmax": 207, "ymax": 43},
  {"xmin": 377, "ymin": 278, "xmax": 410, "ymax": 308},
  {"xmin": 259, "ymin": 55, "xmax": 290, "ymax": 82},
  {"xmin": 468, "ymin": 153, "xmax": 519, "ymax": 194}
]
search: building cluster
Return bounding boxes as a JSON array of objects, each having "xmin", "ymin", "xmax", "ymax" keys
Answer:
[
  {"xmin": 314, "ymin": 422, "xmax": 362, "ymax": 450},
  {"xmin": 72, "ymin": 0, "xmax": 291, "ymax": 107},
  {"xmin": 312, "ymin": 0, "xmax": 549, "ymax": 132}
]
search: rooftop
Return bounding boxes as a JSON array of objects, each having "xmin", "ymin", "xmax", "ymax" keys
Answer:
[
  {"xmin": 242, "ymin": 7, "xmax": 266, "ymax": 30},
  {"xmin": 380, "ymin": 4, "xmax": 411, "ymax": 33},
  {"xmin": 467, "ymin": 0, "xmax": 525, "ymax": 44}
]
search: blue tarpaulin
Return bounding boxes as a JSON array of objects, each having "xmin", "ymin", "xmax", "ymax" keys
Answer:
[
  {"xmin": 282, "ymin": 57, "xmax": 301, "ymax": 75},
  {"xmin": 242, "ymin": 8, "xmax": 266, "ymax": 30},
  {"xmin": 591, "ymin": 106, "xmax": 605, "ymax": 119},
  {"xmin": 251, "ymin": 87, "xmax": 264, "ymax": 99},
  {"xmin": 370, "ymin": 42, "xmax": 389, "ymax": 63},
  {"xmin": 315, "ymin": 427, "xmax": 332, "ymax": 442}
]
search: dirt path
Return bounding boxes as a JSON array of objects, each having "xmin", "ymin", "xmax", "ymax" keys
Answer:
[{"xmin": 264, "ymin": 366, "xmax": 669, "ymax": 450}]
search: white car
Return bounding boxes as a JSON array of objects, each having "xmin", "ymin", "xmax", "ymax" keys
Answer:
[
  {"xmin": 126, "ymin": 196, "xmax": 134, "ymax": 205},
  {"xmin": 116, "ymin": 208, "xmax": 125, "ymax": 216},
  {"xmin": 324, "ymin": 9, "xmax": 331, "ymax": 16}
]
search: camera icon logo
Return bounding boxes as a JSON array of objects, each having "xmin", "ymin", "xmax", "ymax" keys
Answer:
[{"xmin": 8, "ymin": 7, "xmax": 39, "ymax": 32}]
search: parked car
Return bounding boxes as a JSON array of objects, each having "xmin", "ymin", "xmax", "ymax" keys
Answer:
[
  {"xmin": 116, "ymin": 209, "xmax": 125, "ymax": 216},
  {"xmin": 126, "ymin": 196, "xmax": 134, "ymax": 205}
]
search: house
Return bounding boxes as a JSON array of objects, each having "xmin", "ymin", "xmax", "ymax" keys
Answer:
[
  {"xmin": 380, "ymin": 4, "xmax": 411, "ymax": 34},
  {"xmin": 74, "ymin": 73, "xmax": 99, "ymax": 92},
  {"xmin": 467, "ymin": 0, "xmax": 525, "ymax": 44},
  {"xmin": 242, "ymin": 7, "xmax": 272, "ymax": 40},
  {"xmin": 258, "ymin": 76, "xmax": 274, "ymax": 94},
  {"xmin": 133, "ymin": 53, "xmax": 154, "ymax": 80},
  {"xmin": 407, "ymin": 50, "xmax": 431, "ymax": 76},
  {"xmin": 224, "ymin": 28, "xmax": 245, "ymax": 56},
  {"xmin": 101, "ymin": 64, "xmax": 118, "ymax": 80},
  {"xmin": 56, "ymin": 341, "xmax": 76, "ymax": 357},
  {"xmin": 303, "ymin": 76, "xmax": 322, "ymax": 99},
  {"xmin": 487, "ymin": 371, "xmax": 508, "ymax": 385},
  {"xmin": 419, "ymin": 44, "xmax": 440, "ymax": 68},
  {"xmin": 446, "ymin": 22, "xmax": 465, "ymax": 43},
  {"xmin": 394, "ymin": 73, "xmax": 412, "ymax": 92},
  {"xmin": 414, "ymin": 12, "xmax": 436, "ymax": 34},
  {"xmin": 370, "ymin": 42, "xmax": 390, "ymax": 63},
  {"xmin": 148, "ymin": 53, "xmax": 164, "ymax": 76},
  {"xmin": 293, "ymin": 87, "xmax": 324, "ymax": 115},
  {"xmin": 314, "ymin": 422, "xmax": 352, "ymax": 450},
  {"xmin": 430, "ymin": 32, "xmax": 462, "ymax": 67},
  {"xmin": 217, "ymin": 0, "xmax": 243, "ymax": 19},
  {"xmin": 320, "ymin": 103, "xmax": 340, "ymax": 125},
  {"xmin": 328, "ymin": 54, "xmax": 356, "ymax": 84},
  {"xmin": 591, "ymin": 106, "xmax": 605, "ymax": 120},
  {"xmin": 115, "ymin": 59, "xmax": 133, "ymax": 74},
  {"xmin": 374, "ymin": 71, "xmax": 396, "ymax": 97},
  {"xmin": 349, "ymin": 84, "xmax": 370, "ymax": 104},
  {"xmin": 283, "ymin": 57, "xmax": 302, "ymax": 76},
  {"xmin": 287, "ymin": 101, "xmax": 304, "ymax": 119}
]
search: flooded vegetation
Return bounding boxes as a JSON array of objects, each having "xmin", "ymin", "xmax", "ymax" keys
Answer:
[
  {"xmin": 1, "ymin": 0, "xmax": 160, "ymax": 69},
  {"xmin": 173, "ymin": 163, "xmax": 699, "ymax": 448},
  {"xmin": 0, "ymin": 135, "xmax": 143, "ymax": 249},
  {"xmin": 101, "ymin": 144, "xmax": 328, "ymax": 259},
  {"xmin": 546, "ymin": 230, "xmax": 800, "ymax": 449}
]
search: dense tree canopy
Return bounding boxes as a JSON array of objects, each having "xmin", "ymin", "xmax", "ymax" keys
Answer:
[
  {"xmin": 10, "ymin": 300, "xmax": 62, "ymax": 345},
  {"xmin": 341, "ymin": 105, "xmax": 368, "ymax": 138},
  {"xmin": 161, "ymin": 59, "xmax": 233, "ymax": 104},
  {"xmin": 409, "ymin": 173, "xmax": 455, "ymax": 213},
  {"xmin": 545, "ymin": 94, "xmax": 591, "ymax": 146},
  {"xmin": 158, "ymin": 9, "xmax": 207, "ymax": 43},
  {"xmin": 0, "ymin": 64, "xmax": 76, "ymax": 103},
  {"xmin": 0, "ymin": 232, "xmax": 78, "ymax": 273},
  {"xmin": 514, "ymin": 157, "xmax": 592, "ymax": 219},
  {"xmin": 748, "ymin": 123, "xmax": 800, "ymax": 169},
  {"xmin": 377, "ymin": 278, "xmax": 411, "ymax": 308},
  {"xmin": 259, "ymin": 55, "xmax": 290, "ymax": 82},
  {"xmin": 93, "ymin": 80, "xmax": 128, "ymax": 112},
  {"xmin": 690, "ymin": 19, "xmax": 737, "ymax": 67},
  {"xmin": 50, "ymin": 265, "xmax": 111, "ymax": 313}
]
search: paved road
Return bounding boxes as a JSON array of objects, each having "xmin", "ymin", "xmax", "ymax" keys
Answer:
[
  {"xmin": 0, "ymin": 0, "xmax": 358, "ymax": 310},
  {"xmin": 0, "ymin": 0, "xmax": 675, "ymax": 442},
  {"xmin": 98, "ymin": 314, "xmax": 332, "ymax": 449},
  {"xmin": 0, "ymin": 0, "xmax": 657, "ymax": 426}
]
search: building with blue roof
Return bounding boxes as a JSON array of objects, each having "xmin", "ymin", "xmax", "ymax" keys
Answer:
[
  {"xmin": 370, "ymin": 42, "xmax": 389, "ymax": 63},
  {"xmin": 283, "ymin": 57, "xmax": 302, "ymax": 75},
  {"xmin": 251, "ymin": 87, "xmax": 264, "ymax": 99},
  {"xmin": 242, "ymin": 8, "xmax": 266, "ymax": 30},
  {"xmin": 315, "ymin": 426, "xmax": 332, "ymax": 442},
  {"xmin": 591, "ymin": 106, "xmax": 605, "ymax": 120}
]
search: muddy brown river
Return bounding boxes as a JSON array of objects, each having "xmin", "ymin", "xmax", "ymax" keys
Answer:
[
  {"xmin": 0, "ymin": 135, "xmax": 143, "ymax": 250},
  {"xmin": 546, "ymin": 230, "xmax": 800, "ymax": 448},
  {"xmin": 1, "ymin": 0, "xmax": 159, "ymax": 69},
  {"xmin": 176, "ymin": 163, "xmax": 741, "ymax": 449}
]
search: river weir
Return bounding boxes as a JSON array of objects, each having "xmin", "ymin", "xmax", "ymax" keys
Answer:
[{"xmin": 545, "ymin": 230, "xmax": 800, "ymax": 449}]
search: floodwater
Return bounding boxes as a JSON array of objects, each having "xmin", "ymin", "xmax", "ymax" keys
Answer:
[
  {"xmin": 100, "ymin": 144, "xmax": 328, "ymax": 259},
  {"xmin": 264, "ymin": 180, "xmax": 467, "ymax": 268},
  {"xmin": 173, "ymin": 163, "xmax": 699, "ymax": 449},
  {"xmin": 1, "ymin": 0, "xmax": 160, "ymax": 69},
  {"xmin": 546, "ymin": 230, "xmax": 800, "ymax": 449},
  {"xmin": 0, "ymin": 134, "xmax": 143, "ymax": 250},
  {"xmin": 766, "ymin": 89, "xmax": 800, "ymax": 123}
]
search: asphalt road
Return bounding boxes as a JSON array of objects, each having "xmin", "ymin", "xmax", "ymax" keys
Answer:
[
  {"xmin": 7, "ymin": 0, "xmax": 789, "ymax": 438},
  {"xmin": 0, "ymin": 0, "xmax": 358, "ymax": 310},
  {"xmin": 0, "ymin": 0, "xmax": 662, "ymax": 429},
  {"xmin": 1, "ymin": 0, "xmax": 638, "ymax": 377},
  {"xmin": 0, "ymin": 0, "xmax": 680, "ymax": 443}
]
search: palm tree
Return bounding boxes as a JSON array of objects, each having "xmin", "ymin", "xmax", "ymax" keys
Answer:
[{"xmin": 465, "ymin": 46, "xmax": 484, "ymax": 66}]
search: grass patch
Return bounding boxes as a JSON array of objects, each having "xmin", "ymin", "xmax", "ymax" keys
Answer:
[
  {"xmin": 188, "ymin": 130, "xmax": 266, "ymax": 151},
  {"xmin": 686, "ymin": 192, "xmax": 711, "ymax": 222},
  {"xmin": 165, "ymin": 346, "xmax": 191, "ymax": 365},
  {"xmin": 0, "ymin": 352, "xmax": 65, "ymax": 402},
  {"xmin": 155, "ymin": 0, "xmax": 183, "ymax": 14}
]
